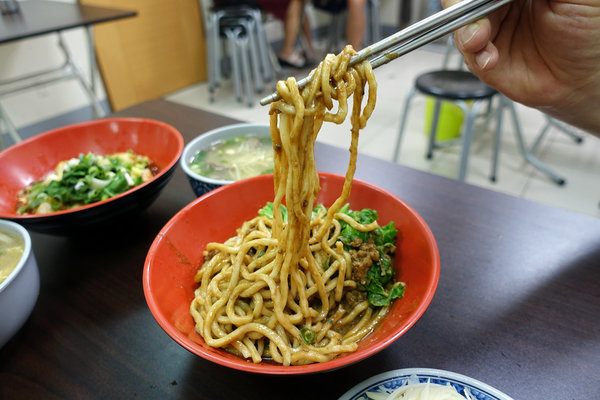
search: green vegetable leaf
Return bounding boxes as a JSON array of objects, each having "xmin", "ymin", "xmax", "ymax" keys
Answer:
[
  {"xmin": 349, "ymin": 208, "xmax": 378, "ymax": 224},
  {"xmin": 338, "ymin": 206, "xmax": 379, "ymax": 247},
  {"xmin": 193, "ymin": 151, "xmax": 207, "ymax": 164},
  {"xmin": 322, "ymin": 254, "xmax": 333, "ymax": 271},
  {"xmin": 254, "ymin": 202, "xmax": 405, "ymax": 309},
  {"xmin": 367, "ymin": 281, "xmax": 406, "ymax": 307},
  {"xmin": 299, "ymin": 327, "xmax": 316, "ymax": 345},
  {"xmin": 312, "ymin": 203, "xmax": 326, "ymax": 219},
  {"xmin": 374, "ymin": 221, "xmax": 397, "ymax": 246},
  {"xmin": 258, "ymin": 202, "xmax": 288, "ymax": 222},
  {"xmin": 104, "ymin": 174, "xmax": 130, "ymax": 197},
  {"xmin": 362, "ymin": 251, "xmax": 403, "ymax": 307},
  {"xmin": 17, "ymin": 151, "xmax": 152, "ymax": 214},
  {"xmin": 338, "ymin": 203, "xmax": 350, "ymax": 214}
]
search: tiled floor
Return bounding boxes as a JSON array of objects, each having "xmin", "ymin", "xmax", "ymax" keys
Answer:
[{"xmin": 166, "ymin": 43, "xmax": 600, "ymax": 218}]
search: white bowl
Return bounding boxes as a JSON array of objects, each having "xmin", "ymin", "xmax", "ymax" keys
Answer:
[
  {"xmin": 0, "ymin": 219, "xmax": 39, "ymax": 348},
  {"xmin": 339, "ymin": 368, "xmax": 514, "ymax": 400},
  {"xmin": 180, "ymin": 123, "xmax": 271, "ymax": 196}
]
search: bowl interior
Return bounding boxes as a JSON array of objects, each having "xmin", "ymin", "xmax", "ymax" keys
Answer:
[
  {"xmin": 144, "ymin": 173, "xmax": 440, "ymax": 374},
  {"xmin": 180, "ymin": 123, "xmax": 271, "ymax": 186},
  {"xmin": 0, "ymin": 219, "xmax": 32, "ymax": 293},
  {"xmin": 0, "ymin": 118, "xmax": 183, "ymax": 218}
]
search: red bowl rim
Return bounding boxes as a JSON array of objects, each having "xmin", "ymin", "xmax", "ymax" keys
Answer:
[
  {"xmin": 143, "ymin": 172, "xmax": 440, "ymax": 374},
  {"xmin": 0, "ymin": 118, "xmax": 184, "ymax": 220}
]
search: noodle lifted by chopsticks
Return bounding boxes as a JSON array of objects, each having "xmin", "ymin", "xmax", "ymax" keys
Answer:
[{"xmin": 190, "ymin": 45, "xmax": 385, "ymax": 365}]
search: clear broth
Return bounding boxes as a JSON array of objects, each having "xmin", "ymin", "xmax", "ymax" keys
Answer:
[
  {"xmin": 0, "ymin": 230, "xmax": 25, "ymax": 284},
  {"xmin": 190, "ymin": 135, "xmax": 273, "ymax": 181}
]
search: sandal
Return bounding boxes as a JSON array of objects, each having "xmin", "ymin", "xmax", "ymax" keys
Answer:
[{"xmin": 277, "ymin": 52, "xmax": 306, "ymax": 69}]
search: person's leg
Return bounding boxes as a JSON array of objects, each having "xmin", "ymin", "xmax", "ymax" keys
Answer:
[
  {"xmin": 278, "ymin": 0, "xmax": 305, "ymax": 66},
  {"xmin": 256, "ymin": 0, "xmax": 305, "ymax": 67},
  {"xmin": 346, "ymin": 0, "xmax": 366, "ymax": 50}
]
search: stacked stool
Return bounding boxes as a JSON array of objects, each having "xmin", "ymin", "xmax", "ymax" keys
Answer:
[{"xmin": 204, "ymin": 1, "xmax": 279, "ymax": 106}]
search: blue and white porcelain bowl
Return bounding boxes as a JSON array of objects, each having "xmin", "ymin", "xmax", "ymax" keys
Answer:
[
  {"xmin": 339, "ymin": 368, "xmax": 514, "ymax": 400},
  {"xmin": 180, "ymin": 123, "xmax": 271, "ymax": 197}
]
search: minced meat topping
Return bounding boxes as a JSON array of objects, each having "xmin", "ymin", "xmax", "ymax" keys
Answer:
[{"xmin": 349, "ymin": 238, "xmax": 380, "ymax": 284}]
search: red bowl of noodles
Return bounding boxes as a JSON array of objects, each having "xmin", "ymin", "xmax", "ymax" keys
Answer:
[{"xmin": 143, "ymin": 172, "xmax": 440, "ymax": 374}]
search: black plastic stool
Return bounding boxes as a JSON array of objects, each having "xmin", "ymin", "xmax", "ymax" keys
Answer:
[
  {"xmin": 393, "ymin": 69, "xmax": 502, "ymax": 182},
  {"xmin": 415, "ymin": 70, "xmax": 497, "ymax": 100}
]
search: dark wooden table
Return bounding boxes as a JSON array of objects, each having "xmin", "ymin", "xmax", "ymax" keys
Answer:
[{"xmin": 1, "ymin": 99, "xmax": 599, "ymax": 399}]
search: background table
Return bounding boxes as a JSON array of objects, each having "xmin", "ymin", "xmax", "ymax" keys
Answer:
[
  {"xmin": 1, "ymin": 99, "xmax": 599, "ymax": 399},
  {"xmin": 0, "ymin": 1, "xmax": 136, "ymax": 44},
  {"xmin": 0, "ymin": 0, "xmax": 136, "ymax": 146}
]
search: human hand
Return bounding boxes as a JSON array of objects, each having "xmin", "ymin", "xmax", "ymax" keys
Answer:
[{"xmin": 441, "ymin": 0, "xmax": 600, "ymax": 134}]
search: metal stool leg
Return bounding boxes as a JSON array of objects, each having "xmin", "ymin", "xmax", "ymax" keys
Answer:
[
  {"xmin": 505, "ymin": 96, "xmax": 566, "ymax": 185},
  {"xmin": 214, "ymin": 11, "xmax": 225, "ymax": 85},
  {"xmin": 225, "ymin": 28, "xmax": 243, "ymax": 102},
  {"xmin": 57, "ymin": 32, "xmax": 104, "ymax": 117},
  {"xmin": 529, "ymin": 117, "xmax": 552, "ymax": 155},
  {"xmin": 457, "ymin": 99, "xmax": 484, "ymax": 181},
  {"xmin": 241, "ymin": 18, "xmax": 263, "ymax": 92},
  {"xmin": 530, "ymin": 115, "xmax": 584, "ymax": 154},
  {"xmin": 426, "ymin": 99, "xmax": 443, "ymax": 159},
  {"xmin": 392, "ymin": 86, "xmax": 416, "ymax": 162},
  {"xmin": 236, "ymin": 35, "xmax": 254, "ymax": 107},
  {"xmin": 207, "ymin": 12, "xmax": 220, "ymax": 101},
  {"xmin": 252, "ymin": 9, "xmax": 277, "ymax": 81},
  {"xmin": 551, "ymin": 118, "xmax": 584, "ymax": 143},
  {"xmin": 0, "ymin": 102, "xmax": 21, "ymax": 147},
  {"xmin": 490, "ymin": 96, "xmax": 503, "ymax": 182}
]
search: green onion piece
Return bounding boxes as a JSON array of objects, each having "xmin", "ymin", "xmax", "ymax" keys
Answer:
[{"xmin": 299, "ymin": 327, "xmax": 316, "ymax": 345}]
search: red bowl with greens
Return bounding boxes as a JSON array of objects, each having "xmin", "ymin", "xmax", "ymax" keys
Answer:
[
  {"xmin": 0, "ymin": 118, "xmax": 183, "ymax": 235},
  {"xmin": 143, "ymin": 172, "xmax": 440, "ymax": 374}
]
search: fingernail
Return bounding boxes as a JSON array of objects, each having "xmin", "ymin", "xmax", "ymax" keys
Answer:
[
  {"xmin": 458, "ymin": 22, "xmax": 479, "ymax": 47},
  {"xmin": 475, "ymin": 49, "xmax": 492, "ymax": 70}
]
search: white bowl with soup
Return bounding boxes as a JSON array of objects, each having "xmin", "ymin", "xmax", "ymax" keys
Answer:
[
  {"xmin": 181, "ymin": 123, "xmax": 273, "ymax": 196},
  {"xmin": 0, "ymin": 219, "xmax": 39, "ymax": 348}
]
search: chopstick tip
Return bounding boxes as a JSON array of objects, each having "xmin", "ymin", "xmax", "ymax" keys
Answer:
[{"xmin": 259, "ymin": 93, "xmax": 277, "ymax": 106}]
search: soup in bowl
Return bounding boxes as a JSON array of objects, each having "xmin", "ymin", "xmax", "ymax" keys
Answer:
[
  {"xmin": 0, "ymin": 219, "xmax": 39, "ymax": 348},
  {"xmin": 0, "ymin": 228, "xmax": 24, "ymax": 283},
  {"xmin": 180, "ymin": 123, "xmax": 273, "ymax": 196}
]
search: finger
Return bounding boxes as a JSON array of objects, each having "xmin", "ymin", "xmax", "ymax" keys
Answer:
[
  {"xmin": 441, "ymin": 0, "xmax": 461, "ymax": 8},
  {"xmin": 455, "ymin": 18, "xmax": 492, "ymax": 54},
  {"xmin": 463, "ymin": 41, "xmax": 499, "ymax": 74},
  {"xmin": 443, "ymin": 0, "xmax": 511, "ymax": 53},
  {"xmin": 441, "ymin": 0, "xmax": 493, "ymax": 54}
]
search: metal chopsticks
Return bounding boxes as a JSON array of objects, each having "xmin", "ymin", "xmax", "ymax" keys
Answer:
[{"xmin": 259, "ymin": 0, "xmax": 513, "ymax": 106}]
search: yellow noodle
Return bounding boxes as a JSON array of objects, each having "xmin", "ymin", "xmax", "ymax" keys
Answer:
[{"xmin": 190, "ymin": 45, "xmax": 391, "ymax": 366}]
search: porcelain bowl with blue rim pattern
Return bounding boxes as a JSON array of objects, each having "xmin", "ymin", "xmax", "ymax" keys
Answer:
[{"xmin": 338, "ymin": 368, "xmax": 514, "ymax": 400}]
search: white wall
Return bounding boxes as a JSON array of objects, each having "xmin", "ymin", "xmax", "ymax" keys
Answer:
[{"xmin": 0, "ymin": 0, "xmax": 106, "ymax": 129}]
